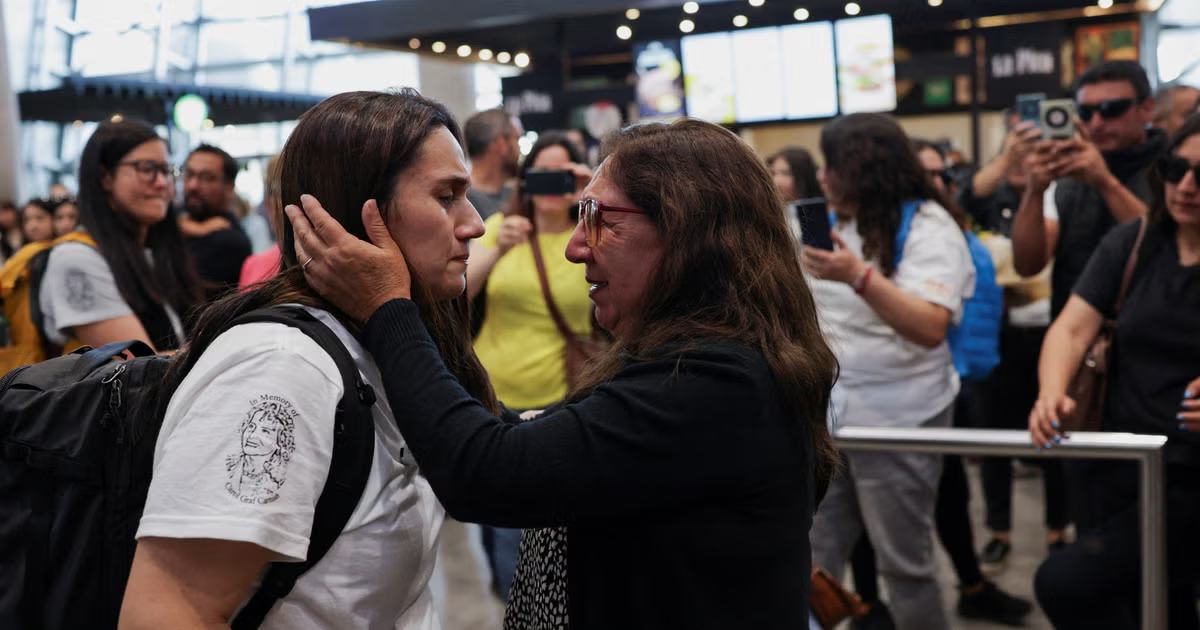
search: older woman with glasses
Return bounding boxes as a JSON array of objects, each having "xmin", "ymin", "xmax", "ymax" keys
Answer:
[
  {"xmin": 32, "ymin": 118, "xmax": 198, "ymax": 355},
  {"xmin": 286, "ymin": 117, "xmax": 839, "ymax": 629}
]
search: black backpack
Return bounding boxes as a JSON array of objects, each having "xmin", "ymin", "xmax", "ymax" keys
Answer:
[{"xmin": 0, "ymin": 306, "xmax": 377, "ymax": 630}]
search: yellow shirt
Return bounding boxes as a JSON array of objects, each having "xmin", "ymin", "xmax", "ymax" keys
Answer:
[{"xmin": 474, "ymin": 213, "xmax": 592, "ymax": 409}]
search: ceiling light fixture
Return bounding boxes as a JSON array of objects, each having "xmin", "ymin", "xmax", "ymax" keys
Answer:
[
  {"xmin": 845, "ymin": 2, "xmax": 861, "ymax": 15},
  {"xmin": 514, "ymin": 52, "xmax": 531, "ymax": 68},
  {"xmin": 683, "ymin": 1, "xmax": 699, "ymax": 13},
  {"xmin": 1098, "ymin": 0, "xmax": 1113, "ymax": 7},
  {"xmin": 626, "ymin": 8, "xmax": 641, "ymax": 19},
  {"xmin": 457, "ymin": 44, "xmax": 472, "ymax": 57},
  {"xmin": 794, "ymin": 7, "xmax": 809, "ymax": 19},
  {"xmin": 431, "ymin": 41, "xmax": 446, "ymax": 53},
  {"xmin": 617, "ymin": 25, "xmax": 633, "ymax": 40},
  {"xmin": 749, "ymin": 0, "xmax": 765, "ymax": 6},
  {"xmin": 679, "ymin": 18, "xmax": 695, "ymax": 33},
  {"xmin": 479, "ymin": 48, "xmax": 493, "ymax": 60},
  {"xmin": 408, "ymin": 38, "xmax": 420, "ymax": 49},
  {"xmin": 733, "ymin": 15, "xmax": 749, "ymax": 26},
  {"xmin": 497, "ymin": 51, "xmax": 511, "ymax": 63}
]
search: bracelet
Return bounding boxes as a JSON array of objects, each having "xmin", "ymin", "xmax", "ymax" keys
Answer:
[{"xmin": 853, "ymin": 267, "xmax": 873, "ymax": 295}]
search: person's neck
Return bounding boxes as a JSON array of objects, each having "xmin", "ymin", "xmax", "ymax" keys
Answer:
[
  {"xmin": 535, "ymin": 208, "xmax": 574, "ymax": 234},
  {"xmin": 1178, "ymin": 223, "xmax": 1200, "ymax": 266},
  {"xmin": 471, "ymin": 158, "xmax": 506, "ymax": 195},
  {"xmin": 135, "ymin": 224, "xmax": 150, "ymax": 247}
]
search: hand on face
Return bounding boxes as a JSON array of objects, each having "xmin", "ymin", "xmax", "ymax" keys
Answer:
[
  {"xmin": 801, "ymin": 231, "xmax": 866, "ymax": 285},
  {"xmin": 287, "ymin": 195, "xmax": 412, "ymax": 325}
]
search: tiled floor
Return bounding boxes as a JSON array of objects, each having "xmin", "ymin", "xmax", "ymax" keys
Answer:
[{"xmin": 431, "ymin": 460, "xmax": 1060, "ymax": 630}]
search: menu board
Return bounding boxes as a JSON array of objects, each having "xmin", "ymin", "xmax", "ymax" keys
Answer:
[
  {"xmin": 633, "ymin": 40, "xmax": 686, "ymax": 121},
  {"xmin": 835, "ymin": 14, "xmax": 897, "ymax": 114},
  {"xmin": 681, "ymin": 32, "xmax": 736, "ymax": 124},
  {"xmin": 731, "ymin": 27, "xmax": 787, "ymax": 123},
  {"xmin": 780, "ymin": 22, "xmax": 838, "ymax": 120}
]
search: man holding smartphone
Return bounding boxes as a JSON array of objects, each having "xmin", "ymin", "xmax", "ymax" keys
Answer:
[{"xmin": 1010, "ymin": 60, "xmax": 1166, "ymax": 534}]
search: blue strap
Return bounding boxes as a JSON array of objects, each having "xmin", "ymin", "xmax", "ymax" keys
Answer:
[{"xmin": 892, "ymin": 200, "xmax": 923, "ymax": 268}]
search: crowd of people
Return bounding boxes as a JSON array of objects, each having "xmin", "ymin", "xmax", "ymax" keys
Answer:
[{"xmin": 1, "ymin": 55, "xmax": 1199, "ymax": 630}]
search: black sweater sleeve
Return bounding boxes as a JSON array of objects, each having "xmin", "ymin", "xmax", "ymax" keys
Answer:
[{"xmin": 364, "ymin": 299, "xmax": 776, "ymax": 529}]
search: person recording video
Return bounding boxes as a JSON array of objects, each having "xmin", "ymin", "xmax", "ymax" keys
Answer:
[{"xmin": 463, "ymin": 131, "xmax": 594, "ymax": 601}]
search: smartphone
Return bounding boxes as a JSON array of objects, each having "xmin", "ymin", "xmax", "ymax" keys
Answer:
[
  {"xmin": 1016, "ymin": 93, "xmax": 1045, "ymax": 129},
  {"xmin": 795, "ymin": 197, "xmax": 834, "ymax": 251},
  {"xmin": 1039, "ymin": 99, "xmax": 1077, "ymax": 141},
  {"xmin": 523, "ymin": 169, "xmax": 576, "ymax": 195}
]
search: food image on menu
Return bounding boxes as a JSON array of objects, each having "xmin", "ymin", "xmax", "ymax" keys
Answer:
[
  {"xmin": 681, "ymin": 32, "xmax": 736, "ymax": 124},
  {"xmin": 835, "ymin": 15, "xmax": 897, "ymax": 114},
  {"xmin": 634, "ymin": 40, "xmax": 686, "ymax": 121}
]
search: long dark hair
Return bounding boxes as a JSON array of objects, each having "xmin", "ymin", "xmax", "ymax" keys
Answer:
[
  {"xmin": 1150, "ymin": 113, "xmax": 1200, "ymax": 229},
  {"xmin": 504, "ymin": 130, "xmax": 587, "ymax": 224},
  {"xmin": 768, "ymin": 146, "xmax": 822, "ymax": 200},
  {"xmin": 574, "ymin": 118, "xmax": 841, "ymax": 497},
  {"xmin": 77, "ymin": 119, "xmax": 200, "ymax": 317},
  {"xmin": 147, "ymin": 89, "xmax": 499, "ymax": 422},
  {"xmin": 821, "ymin": 114, "xmax": 956, "ymax": 276}
]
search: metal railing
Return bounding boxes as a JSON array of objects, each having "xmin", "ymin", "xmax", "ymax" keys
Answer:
[{"xmin": 833, "ymin": 427, "xmax": 1168, "ymax": 629}]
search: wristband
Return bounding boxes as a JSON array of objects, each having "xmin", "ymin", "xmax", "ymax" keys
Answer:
[{"xmin": 853, "ymin": 267, "xmax": 873, "ymax": 295}]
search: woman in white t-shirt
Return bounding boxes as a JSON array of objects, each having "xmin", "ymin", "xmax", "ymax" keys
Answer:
[
  {"xmin": 119, "ymin": 90, "xmax": 497, "ymax": 630},
  {"xmin": 801, "ymin": 114, "xmax": 975, "ymax": 630},
  {"xmin": 40, "ymin": 119, "xmax": 200, "ymax": 353}
]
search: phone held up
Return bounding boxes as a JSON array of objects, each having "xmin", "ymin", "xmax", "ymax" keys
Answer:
[
  {"xmin": 1016, "ymin": 92, "xmax": 1076, "ymax": 141},
  {"xmin": 795, "ymin": 197, "xmax": 834, "ymax": 251},
  {"xmin": 522, "ymin": 169, "xmax": 577, "ymax": 196}
]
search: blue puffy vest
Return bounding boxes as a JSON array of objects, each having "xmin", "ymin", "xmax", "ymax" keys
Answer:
[{"xmin": 894, "ymin": 200, "xmax": 1003, "ymax": 382}]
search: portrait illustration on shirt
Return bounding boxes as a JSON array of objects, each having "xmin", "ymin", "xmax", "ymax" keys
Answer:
[{"xmin": 226, "ymin": 395, "xmax": 298, "ymax": 504}]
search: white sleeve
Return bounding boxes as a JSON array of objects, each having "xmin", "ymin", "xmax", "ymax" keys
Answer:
[
  {"xmin": 894, "ymin": 203, "xmax": 976, "ymax": 322},
  {"xmin": 39, "ymin": 243, "xmax": 134, "ymax": 340},
  {"xmin": 137, "ymin": 323, "xmax": 345, "ymax": 562},
  {"xmin": 1042, "ymin": 181, "xmax": 1059, "ymax": 221}
]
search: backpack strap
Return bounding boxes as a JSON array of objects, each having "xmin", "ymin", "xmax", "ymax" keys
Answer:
[
  {"xmin": 892, "ymin": 200, "xmax": 923, "ymax": 269},
  {"xmin": 226, "ymin": 307, "xmax": 376, "ymax": 630}
]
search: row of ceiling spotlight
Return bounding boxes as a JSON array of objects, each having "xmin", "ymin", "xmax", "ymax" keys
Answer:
[
  {"xmin": 406, "ymin": 38, "xmax": 531, "ymax": 67},
  {"xmin": 618, "ymin": 0, "xmax": 1117, "ymax": 37}
]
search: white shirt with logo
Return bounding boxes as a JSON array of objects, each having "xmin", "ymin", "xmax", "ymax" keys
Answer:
[{"xmin": 137, "ymin": 307, "xmax": 443, "ymax": 630}]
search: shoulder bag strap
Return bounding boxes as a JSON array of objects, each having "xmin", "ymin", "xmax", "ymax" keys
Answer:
[
  {"xmin": 228, "ymin": 307, "xmax": 376, "ymax": 630},
  {"xmin": 1114, "ymin": 216, "xmax": 1149, "ymax": 313},
  {"xmin": 528, "ymin": 234, "xmax": 583, "ymax": 349}
]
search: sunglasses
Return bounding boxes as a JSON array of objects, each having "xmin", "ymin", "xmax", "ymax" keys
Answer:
[
  {"xmin": 1076, "ymin": 98, "xmax": 1138, "ymax": 123},
  {"xmin": 1161, "ymin": 155, "xmax": 1200, "ymax": 184},
  {"xmin": 578, "ymin": 198, "xmax": 649, "ymax": 248}
]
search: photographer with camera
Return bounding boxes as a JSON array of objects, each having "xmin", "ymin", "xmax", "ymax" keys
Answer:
[
  {"xmin": 1011, "ymin": 60, "xmax": 1166, "ymax": 533},
  {"xmin": 464, "ymin": 131, "xmax": 593, "ymax": 602}
]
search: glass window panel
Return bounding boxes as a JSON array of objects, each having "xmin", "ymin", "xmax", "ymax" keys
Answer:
[
  {"xmin": 197, "ymin": 62, "xmax": 282, "ymax": 91},
  {"xmin": 1159, "ymin": 0, "xmax": 1200, "ymax": 27},
  {"xmin": 474, "ymin": 63, "xmax": 519, "ymax": 112},
  {"xmin": 72, "ymin": 29, "xmax": 156, "ymax": 77},
  {"xmin": 199, "ymin": 18, "xmax": 286, "ymax": 64},
  {"xmin": 291, "ymin": 12, "xmax": 349, "ymax": 56},
  {"xmin": 6, "ymin": 0, "xmax": 35, "ymax": 91},
  {"xmin": 199, "ymin": 0, "xmax": 291, "ymax": 20},
  {"xmin": 170, "ymin": 25, "xmax": 198, "ymax": 61},
  {"xmin": 308, "ymin": 52, "xmax": 420, "ymax": 95},
  {"xmin": 1158, "ymin": 29, "xmax": 1200, "ymax": 84},
  {"xmin": 74, "ymin": 0, "xmax": 159, "ymax": 31},
  {"xmin": 196, "ymin": 123, "xmax": 282, "ymax": 159}
]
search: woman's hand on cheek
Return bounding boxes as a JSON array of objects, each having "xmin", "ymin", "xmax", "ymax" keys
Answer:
[{"xmin": 286, "ymin": 194, "xmax": 412, "ymax": 325}]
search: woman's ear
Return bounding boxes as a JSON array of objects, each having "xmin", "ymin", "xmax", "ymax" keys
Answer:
[{"xmin": 100, "ymin": 169, "xmax": 114, "ymax": 193}]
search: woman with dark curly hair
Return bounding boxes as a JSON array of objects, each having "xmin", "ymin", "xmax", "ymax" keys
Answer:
[{"xmin": 802, "ymin": 113, "xmax": 976, "ymax": 630}]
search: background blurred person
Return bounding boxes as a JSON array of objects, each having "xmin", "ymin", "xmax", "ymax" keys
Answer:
[
  {"xmin": 239, "ymin": 154, "xmax": 283, "ymax": 289},
  {"xmin": 803, "ymin": 113, "xmax": 976, "ymax": 630},
  {"xmin": 20, "ymin": 199, "xmax": 54, "ymax": 243},
  {"xmin": 52, "ymin": 197, "xmax": 81, "ymax": 236},
  {"xmin": 464, "ymin": 131, "xmax": 593, "ymax": 602},
  {"xmin": 1154, "ymin": 84, "xmax": 1200, "ymax": 137},
  {"xmin": 49, "ymin": 183, "xmax": 71, "ymax": 202},
  {"xmin": 1030, "ymin": 114, "xmax": 1200, "ymax": 630},
  {"xmin": 957, "ymin": 119, "xmax": 1071, "ymax": 573},
  {"xmin": 0, "ymin": 201, "xmax": 20, "ymax": 262},
  {"xmin": 38, "ymin": 118, "xmax": 199, "ymax": 353},
  {"xmin": 769, "ymin": 147, "xmax": 823, "ymax": 243},
  {"xmin": 464, "ymin": 108, "xmax": 523, "ymax": 220},
  {"xmin": 179, "ymin": 144, "xmax": 253, "ymax": 301}
]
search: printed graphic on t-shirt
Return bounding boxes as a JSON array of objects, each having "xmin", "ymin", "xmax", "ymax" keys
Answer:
[
  {"xmin": 225, "ymin": 395, "xmax": 299, "ymax": 504},
  {"xmin": 65, "ymin": 269, "xmax": 96, "ymax": 311}
]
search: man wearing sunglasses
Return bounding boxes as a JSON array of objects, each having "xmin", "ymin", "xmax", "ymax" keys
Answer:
[{"xmin": 1011, "ymin": 60, "xmax": 1167, "ymax": 534}]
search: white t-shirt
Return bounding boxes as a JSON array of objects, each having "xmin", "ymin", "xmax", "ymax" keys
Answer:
[
  {"xmin": 1043, "ymin": 181, "xmax": 1060, "ymax": 221},
  {"xmin": 39, "ymin": 241, "xmax": 184, "ymax": 346},
  {"xmin": 811, "ymin": 201, "xmax": 976, "ymax": 428},
  {"xmin": 137, "ymin": 307, "xmax": 444, "ymax": 630}
]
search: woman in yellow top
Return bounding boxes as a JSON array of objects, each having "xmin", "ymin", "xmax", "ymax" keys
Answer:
[{"xmin": 464, "ymin": 131, "xmax": 592, "ymax": 601}]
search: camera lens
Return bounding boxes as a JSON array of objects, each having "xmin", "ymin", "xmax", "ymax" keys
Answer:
[{"xmin": 1045, "ymin": 107, "xmax": 1069, "ymax": 128}]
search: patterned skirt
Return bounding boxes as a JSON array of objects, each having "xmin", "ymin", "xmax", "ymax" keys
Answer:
[{"xmin": 502, "ymin": 526, "xmax": 569, "ymax": 630}]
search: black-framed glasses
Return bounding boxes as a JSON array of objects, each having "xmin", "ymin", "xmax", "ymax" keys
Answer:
[
  {"xmin": 119, "ymin": 160, "xmax": 179, "ymax": 182},
  {"xmin": 578, "ymin": 198, "xmax": 649, "ymax": 248},
  {"xmin": 1076, "ymin": 98, "xmax": 1138, "ymax": 123},
  {"xmin": 1161, "ymin": 155, "xmax": 1200, "ymax": 185},
  {"xmin": 182, "ymin": 168, "xmax": 223, "ymax": 184}
]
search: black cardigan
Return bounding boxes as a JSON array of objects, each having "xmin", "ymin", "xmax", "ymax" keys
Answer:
[{"xmin": 364, "ymin": 299, "xmax": 816, "ymax": 629}]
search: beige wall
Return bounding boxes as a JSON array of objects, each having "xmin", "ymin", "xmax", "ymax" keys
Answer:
[{"xmin": 741, "ymin": 111, "xmax": 1010, "ymax": 166}]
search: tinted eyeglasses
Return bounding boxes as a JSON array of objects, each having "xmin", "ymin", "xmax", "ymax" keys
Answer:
[
  {"xmin": 1076, "ymin": 98, "xmax": 1138, "ymax": 123},
  {"xmin": 119, "ymin": 160, "xmax": 179, "ymax": 182},
  {"xmin": 578, "ymin": 198, "xmax": 649, "ymax": 248},
  {"xmin": 1161, "ymin": 155, "xmax": 1200, "ymax": 185}
]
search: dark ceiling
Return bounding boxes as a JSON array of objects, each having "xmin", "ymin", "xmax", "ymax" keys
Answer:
[{"xmin": 310, "ymin": 0, "xmax": 1140, "ymax": 61}]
